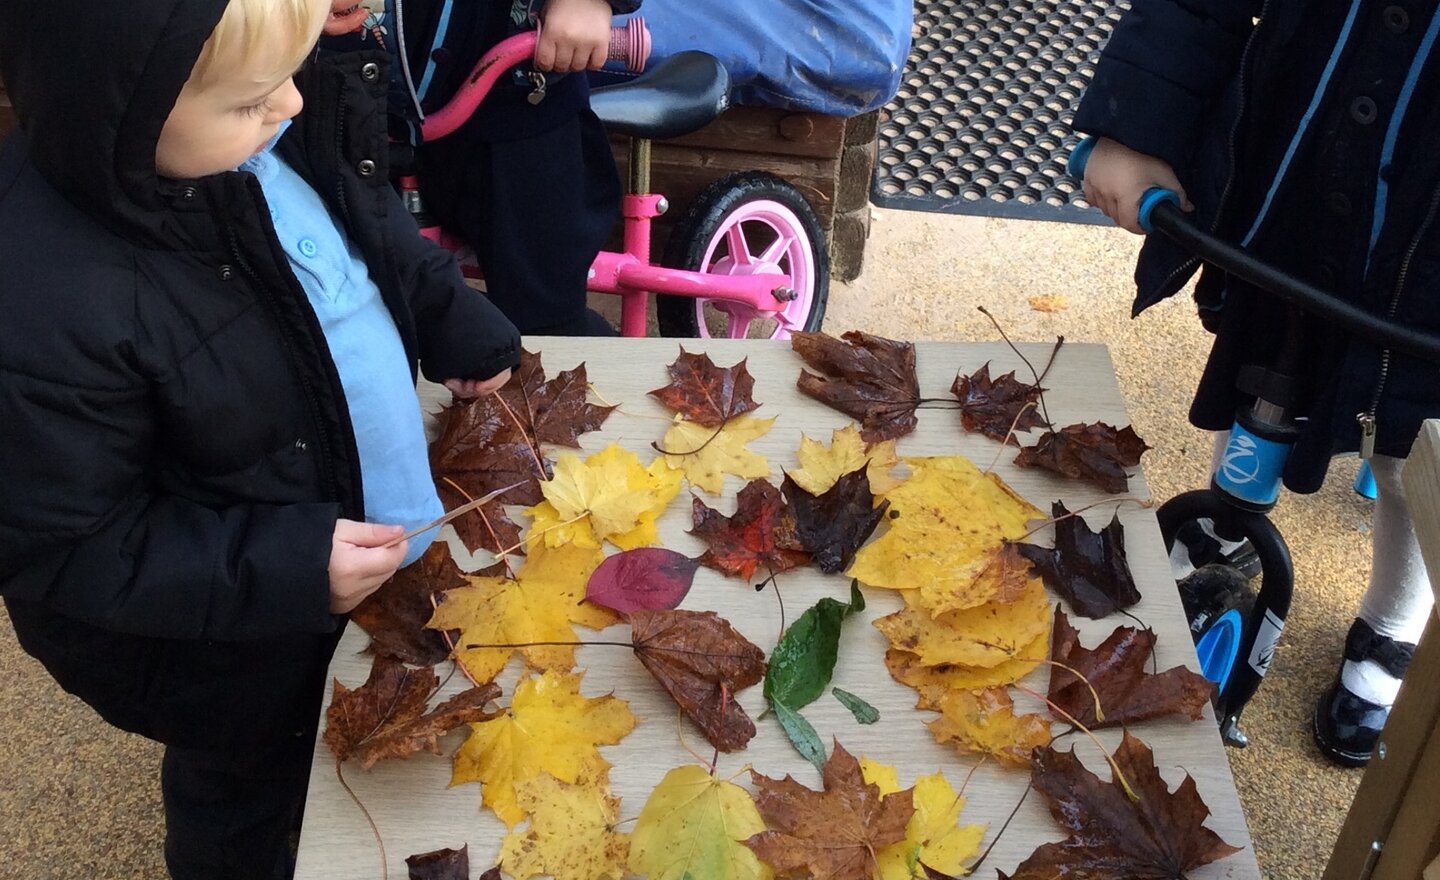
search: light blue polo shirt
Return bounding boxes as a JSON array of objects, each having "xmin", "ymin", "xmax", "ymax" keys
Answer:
[{"xmin": 240, "ymin": 134, "xmax": 442, "ymax": 567}]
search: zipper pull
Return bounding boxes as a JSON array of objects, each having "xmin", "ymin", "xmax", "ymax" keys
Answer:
[
  {"xmin": 1357, "ymin": 413, "xmax": 1377, "ymax": 459},
  {"xmin": 526, "ymin": 71, "xmax": 547, "ymax": 105}
]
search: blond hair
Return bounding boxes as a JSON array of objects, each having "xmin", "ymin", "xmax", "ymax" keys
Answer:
[{"xmin": 192, "ymin": 0, "xmax": 331, "ymax": 89}]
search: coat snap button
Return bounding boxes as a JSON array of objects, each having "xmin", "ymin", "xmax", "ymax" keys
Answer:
[
  {"xmin": 357, "ymin": 159, "xmax": 378, "ymax": 177},
  {"xmin": 361, "ymin": 62, "xmax": 381, "ymax": 82},
  {"xmin": 1384, "ymin": 5, "xmax": 1410, "ymax": 32},
  {"xmin": 1327, "ymin": 191, "xmax": 1353, "ymax": 216},
  {"xmin": 1351, "ymin": 96, "xmax": 1379, "ymax": 125},
  {"xmin": 294, "ymin": 438, "xmax": 308, "ymax": 451},
  {"xmin": 218, "ymin": 264, "xmax": 235, "ymax": 281},
  {"xmin": 179, "ymin": 186, "xmax": 198, "ymax": 202}
]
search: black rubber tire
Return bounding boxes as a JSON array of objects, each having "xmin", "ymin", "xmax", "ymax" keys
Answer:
[
  {"xmin": 1178, "ymin": 563, "xmax": 1257, "ymax": 645},
  {"xmin": 657, "ymin": 171, "xmax": 829, "ymax": 338}
]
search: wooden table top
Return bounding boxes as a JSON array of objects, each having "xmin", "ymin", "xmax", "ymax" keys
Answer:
[{"xmin": 294, "ymin": 336, "xmax": 1262, "ymax": 880}]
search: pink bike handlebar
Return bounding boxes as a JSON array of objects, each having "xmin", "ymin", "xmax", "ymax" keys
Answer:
[{"xmin": 421, "ymin": 18, "xmax": 651, "ymax": 142}]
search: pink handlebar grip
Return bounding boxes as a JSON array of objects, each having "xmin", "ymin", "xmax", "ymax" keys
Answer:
[{"xmin": 608, "ymin": 17, "xmax": 651, "ymax": 73}]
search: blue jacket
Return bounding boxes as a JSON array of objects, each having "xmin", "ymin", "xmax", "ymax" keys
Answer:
[{"xmin": 1076, "ymin": 0, "xmax": 1440, "ymax": 491}]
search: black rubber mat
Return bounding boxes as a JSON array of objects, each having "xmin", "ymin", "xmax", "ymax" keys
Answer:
[{"xmin": 872, "ymin": 0, "xmax": 1128, "ymax": 223}]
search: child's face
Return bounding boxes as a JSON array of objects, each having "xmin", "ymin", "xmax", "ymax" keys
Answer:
[{"xmin": 155, "ymin": 62, "xmax": 304, "ymax": 179}]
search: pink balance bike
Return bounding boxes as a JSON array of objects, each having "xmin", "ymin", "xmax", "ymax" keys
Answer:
[{"xmin": 405, "ymin": 19, "xmax": 829, "ymax": 339}]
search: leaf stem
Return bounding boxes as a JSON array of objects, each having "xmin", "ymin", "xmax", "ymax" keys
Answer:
[
  {"xmin": 335, "ymin": 761, "xmax": 388, "ymax": 880},
  {"xmin": 431, "ymin": 594, "xmax": 482, "ymax": 688},
  {"xmin": 1014, "ymin": 683, "xmax": 1138, "ymax": 802},
  {"xmin": 967, "ymin": 777, "xmax": 1032, "ymax": 875},
  {"xmin": 979, "ymin": 400, "xmax": 1039, "ymax": 476},
  {"xmin": 491, "ymin": 389, "xmax": 545, "ymax": 476},
  {"xmin": 977, "ymin": 306, "xmax": 1051, "ymax": 426},
  {"xmin": 1013, "ymin": 496, "xmax": 1153, "ymax": 543},
  {"xmin": 651, "ymin": 411, "xmax": 738, "ymax": 456}
]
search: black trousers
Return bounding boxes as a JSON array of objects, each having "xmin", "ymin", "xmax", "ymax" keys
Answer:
[{"xmin": 418, "ymin": 109, "xmax": 622, "ymax": 335}]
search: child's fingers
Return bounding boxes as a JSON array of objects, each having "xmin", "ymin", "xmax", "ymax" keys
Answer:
[
  {"xmin": 336, "ymin": 519, "xmax": 406, "ymax": 548},
  {"xmin": 587, "ymin": 42, "xmax": 608, "ymax": 71},
  {"xmin": 535, "ymin": 37, "xmax": 558, "ymax": 71}
]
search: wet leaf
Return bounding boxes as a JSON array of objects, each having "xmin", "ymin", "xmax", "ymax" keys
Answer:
[
  {"xmin": 832, "ymin": 688, "xmax": 879, "ymax": 725},
  {"xmin": 1001, "ymin": 732, "xmax": 1242, "ymax": 879},
  {"xmin": 691, "ymin": 479, "xmax": 811, "ymax": 583},
  {"xmin": 1016, "ymin": 501, "xmax": 1141, "ymax": 619},
  {"xmin": 765, "ymin": 582, "xmax": 865, "ymax": 710},
  {"xmin": 789, "ymin": 425, "xmax": 902, "ymax": 496},
  {"xmin": 499, "ymin": 769, "xmax": 629, "ymax": 880},
  {"xmin": 745, "ymin": 741, "xmax": 916, "ymax": 880},
  {"xmin": 649, "ymin": 349, "xmax": 761, "ymax": 426},
  {"xmin": 859, "ymin": 759, "xmax": 986, "ymax": 880},
  {"xmin": 951, "ymin": 362, "xmax": 1049, "ymax": 443},
  {"xmin": 405, "ymin": 845, "xmax": 469, "ymax": 880},
  {"xmin": 352, "ymin": 542, "xmax": 466, "ymax": 666},
  {"xmin": 629, "ymin": 764, "xmax": 772, "ymax": 880},
  {"xmin": 792, "ymin": 330, "xmax": 921, "ymax": 442},
  {"xmin": 883, "ymin": 635, "xmax": 1048, "ymax": 706},
  {"xmin": 773, "ymin": 701, "xmax": 828, "ymax": 771},
  {"xmin": 1049, "ymin": 610, "xmax": 1213, "ymax": 729},
  {"xmin": 661, "ymin": 414, "xmax": 774, "ymax": 495},
  {"xmin": 1014, "ymin": 422, "xmax": 1150, "ymax": 495},
  {"xmin": 529, "ymin": 444, "xmax": 683, "ymax": 550},
  {"xmin": 926, "ymin": 686, "xmax": 1051, "ymax": 768},
  {"xmin": 584, "ymin": 547, "xmax": 701, "ymax": 614},
  {"xmin": 629, "ymin": 609, "xmax": 768, "ymax": 752},
  {"xmin": 873, "ymin": 579, "xmax": 1051, "ymax": 670},
  {"xmin": 782, "ymin": 469, "xmax": 890, "ymax": 574},
  {"xmin": 324, "ymin": 656, "xmax": 501, "ymax": 770}
]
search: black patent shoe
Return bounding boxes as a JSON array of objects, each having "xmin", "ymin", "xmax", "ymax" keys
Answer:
[{"xmin": 1312, "ymin": 619, "xmax": 1415, "ymax": 768}]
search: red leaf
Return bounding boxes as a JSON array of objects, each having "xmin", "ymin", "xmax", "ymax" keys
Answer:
[
  {"xmin": 629, "ymin": 609, "xmax": 768, "ymax": 751},
  {"xmin": 1014, "ymin": 422, "xmax": 1150, "ymax": 494},
  {"xmin": 1014, "ymin": 500, "xmax": 1140, "ymax": 619},
  {"xmin": 792, "ymin": 330, "xmax": 921, "ymax": 442},
  {"xmin": 648, "ymin": 348, "xmax": 761, "ymax": 426},
  {"xmin": 951, "ymin": 361, "xmax": 1049, "ymax": 443},
  {"xmin": 351, "ymin": 542, "xmax": 466, "ymax": 666},
  {"xmin": 1048, "ymin": 610, "xmax": 1213, "ymax": 729},
  {"xmin": 1002, "ymin": 732, "xmax": 1242, "ymax": 879},
  {"xmin": 405, "ymin": 846, "xmax": 470, "ymax": 880},
  {"xmin": 690, "ymin": 479, "xmax": 812, "ymax": 582},
  {"xmin": 585, "ymin": 547, "xmax": 702, "ymax": 613},
  {"xmin": 781, "ymin": 469, "xmax": 889, "ymax": 574}
]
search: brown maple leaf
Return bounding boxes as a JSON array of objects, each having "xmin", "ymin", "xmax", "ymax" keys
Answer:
[
  {"xmin": 1015, "ymin": 501, "xmax": 1140, "ymax": 619},
  {"xmin": 1014, "ymin": 422, "xmax": 1150, "ymax": 494},
  {"xmin": 1001, "ymin": 732, "xmax": 1242, "ymax": 880},
  {"xmin": 628, "ymin": 609, "xmax": 767, "ymax": 752},
  {"xmin": 351, "ymin": 542, "xmax": 466, "ymax": 666},
  {"xmin": 781, "ymin": 469, "xmax": 889, "ymax": 574},
  {"xmin": 324, "ymin": 655, "xmax": 501, "ymax": 770},
  {"xmin": 405, "ymin": 846, "xmax": 470, "ymax": 880},
  {"xmin": 1049, "ymin": 610, "xmax": 1212, "ymax": 729},
  {"xmin": 649, "ymin": 348, "xmax": 760, "ymax": 426},
  {"xmin": 951, "ymin": 362, "xmax": 1049, "ymax": 443},
  {"xmin": 745, "ymin": 740, "xmax": 916, "ymax": 880},
  {"xmin": 691, "ymin": 479, "xmax": 812, "ymax": 582},
  {"xmin": 497, "ymin": 348, "xmax": 617, "ymax": 448},
  {"xmin": 792, "ymin": 330, "xmax": 921, "ymax": 441}
]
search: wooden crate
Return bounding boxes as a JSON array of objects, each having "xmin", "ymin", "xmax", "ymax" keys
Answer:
[{"xmin": 609, "ymin": 105, "xmax": 878, "ymax": 282}]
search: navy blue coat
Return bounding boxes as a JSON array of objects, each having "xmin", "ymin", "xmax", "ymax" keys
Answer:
[{"xmin": 1076, "ymin": 0, "xmax": 1440, "ymax": 492}]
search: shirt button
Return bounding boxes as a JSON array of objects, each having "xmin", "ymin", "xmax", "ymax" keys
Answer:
[
  {"xmin": 1351, "ymin": 96, "xmax": 1379, "ymax": 125},
  {"xmin": 1384, "ymin": 5, "xmax": 1410, "ymax": 32},
  {"xmin": 298, "ymin": 238, "xmax": 318, "ymax": 258}
]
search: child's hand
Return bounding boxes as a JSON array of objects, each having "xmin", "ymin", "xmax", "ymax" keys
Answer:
[
  {"xmin": 536, "ymin": 0, "xmax": 614, "ymax": 73},
  {"xmin": 324, "ymin": 0, "xmax": 370, "ymax": 36},
  {"xmin": 329, "ymin": 519, "xmax": 408, "ymax": 613},
  {"xmin": 1081, "ymin": 137, "xmax": 1193, "ymax": 234},
  {"xmin": 445, "ymin": 368, "xmax": 512, "ymax": 399}
]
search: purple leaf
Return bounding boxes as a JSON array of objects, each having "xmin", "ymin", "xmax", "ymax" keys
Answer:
[{"xmin": 586, "ymin": 548, "xmax": 702, "ymax": 613}]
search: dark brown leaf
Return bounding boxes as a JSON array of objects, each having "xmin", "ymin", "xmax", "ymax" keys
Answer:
[
  {"xmin": 324, "ymin": 656, "xmax": 501, "ymax": 769},
  {"xmin": 1048, "ymin": 610, "xmax": 1213, "ymax": 729},
  {"xmin": 406, "ymin": 846, "xmax": 470, "ymax": 880},
  {"xmin": 951, "ymin": 361, "xmax": 1049, "ymax": 443},
  {"xmin": 1015, "ymin": 500, "xmax": 1140, "ymax": 619},
  {"xmin": 1014, "ymin": 422, "xmax": 1150, "ymax": 494},
  {"xmin": 629, "ymin": 608, "xmax": 768, "ymax": 752},
  {"xmin": 745, "ymin": 740, "xmax": 916, "ymax": 880},
  {"xmin": 434, "ymin": 483, "xmax": 524, "ymax": 557},
  {"xmin": 649, "ymin": 348, "xmax": 760, "ymax": 426},
  {"xmin": 792, "ymin": 330, "xmax": 921, "ymax": 442},
  {"xmin": 352, "ymin": 542, "xmax": 465, "ymax": 666},
  {"xmin": 499, "ymin": 348, "xmax": 616, "ymax": 448},
  {"xmin": 781, "ymin": 469, "xmax": 889, "ymax": 574},
  {"xmin": 1001, "ymin": 732, "xmax": 1242, "ymax": 880},
  {"xmin": 691, "ymin": 479, "xmax": 812, "ymax": 582}
]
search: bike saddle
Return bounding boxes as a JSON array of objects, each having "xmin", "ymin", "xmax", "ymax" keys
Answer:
[{"xmin": 591, "ymin": 51, "xmax": 731, "ymax": 141}]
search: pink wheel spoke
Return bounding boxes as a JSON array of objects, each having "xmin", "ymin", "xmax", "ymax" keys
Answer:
[
  {"xmin": 725, "ymin": 224, "xmax": 754, "ymax": 265},
  {"xmin": 757, "ymin": 233, "xmax": 793, "ymax": 267},
  {"xmin": 726, "ymin": 311, "xmax": 752, "ymax": 338}
]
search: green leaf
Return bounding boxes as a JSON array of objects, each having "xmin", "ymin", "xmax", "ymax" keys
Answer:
[
  {"xmin": 772, "ymin": 701, "xmax": 826, "ymax": 771},
  {"xmin": 831, "ymin": 687, "xmax": 879, "ymax": 724},
  {"xmin": 763, "ymin": 580, "xmax": 865, "ymax": 710}
]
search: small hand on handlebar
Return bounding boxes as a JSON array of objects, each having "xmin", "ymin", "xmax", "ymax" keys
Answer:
[{"xmin": 1076, "ymin": 137, "xmax": 1193, "ymax": 234}]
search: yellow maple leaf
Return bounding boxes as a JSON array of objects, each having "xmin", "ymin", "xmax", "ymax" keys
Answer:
[
  {"xmin": 789, "ymin": 425, "xmax": 901, "ymax": 496},
  {"xmin": 500, "ymin": 769, "xmax": 629, "ymax": 880},
  {"xmin": 848, "ymin": 456, "xmax": 1043, "ymax": 615},
  {"xmin": 874, "ymin": 578, "xmax": 1052, "ymax": 669},
  {"xmin": 427, "ymin": 542, "xmax": 614, "ymax": 684},
  {"xmin": 661, "ymin": 413, "xmax": 774, "ymax": 494},
  {"xmin": 926, "ymin": 687, "xmax": 1052, "ymax": 768},
  {"xmin": 884, "ymin": 631, "xmax": 1048, "ymax": 706},
  {"xmin": 452, "ymin": 670, "xmax": 636, "ymax": 827},
  {"xmin": 628, "ymin": 764, "xmax": 772, "ymax": 880},
  {"xmin": 529, "ymin": 444, "xmax": 683, "ymax": 549},
  {"xmin": 859, "ymin": 758, "xmax": 986, "ymax": 880}
]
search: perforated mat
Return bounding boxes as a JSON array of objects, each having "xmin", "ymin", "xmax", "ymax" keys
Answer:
[{"xmin": 871, "ymin": 0, "xmax": 1127, "ymax": 222}]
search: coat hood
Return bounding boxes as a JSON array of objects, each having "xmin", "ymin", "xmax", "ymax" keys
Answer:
[{"xmin": 0, "ymin": 0, "xmax": 229, "ymax": 240}]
